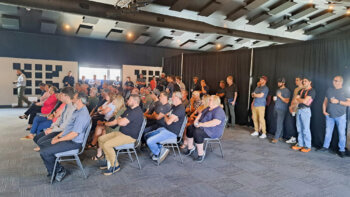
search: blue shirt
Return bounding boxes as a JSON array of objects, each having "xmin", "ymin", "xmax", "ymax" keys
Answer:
[
  {"xmin": 199, "ymin": 106, "xmax": 226, "ymax": 138},
  {"xmin": 275, "ymin": 87, "xmax": 291, "ymax": 111},
  {"xmin": 61, "ymin": 106, "xmax": 91, "ymax": 144},
  {"xmin": 253, "ymin": 85, "xmax": 269, "ymax": 107}
]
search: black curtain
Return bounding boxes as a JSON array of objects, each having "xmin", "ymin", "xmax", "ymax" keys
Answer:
[
  {"xmin": 252, "ymin": 36, "xmax": 350, "ymax": 149},
  {"xmin": 163, "ymin": 54, "xmax": 182, "ymax": 76},
  {"xmin": 180, "ymin": 49, "xmax": 252, "ymax": 125}
]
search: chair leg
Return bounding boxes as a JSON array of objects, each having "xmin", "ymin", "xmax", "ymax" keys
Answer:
[
  {"xmin": 176, "ymin": 144, "xmax": 183, "ymax": 164},
  {"xmin": 50, "ymin": 157, "xmax": 59, "ymax": 184},
  {"xmin": 204, "ymin": 141, "xmax": 209, "ymax": 155},
  {"xmin": 74, "ymin": 155, "xmax": 87, "ymax": 179},
  {"xmin": 209, "ymin": 143, "xmax": 213, "ymax": 152},
  {"xmin": 172, "ymin": 145, "xmax": 176, "ymax": 157},
  {"xmin": 133, "ymin": 148, "xmax": 142, "ymax": 170},
  {"xmin": 218, "ymin": 141, "xmax": 224, "ymax": 158},
  {"xmin": 127, "ymin": 149, "xmax": 134, "ymax": 162}
]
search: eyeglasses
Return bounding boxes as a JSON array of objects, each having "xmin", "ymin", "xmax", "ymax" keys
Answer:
[{"xmin": 334, "ymin": 80, "xmax": 341, "ymax": 82}]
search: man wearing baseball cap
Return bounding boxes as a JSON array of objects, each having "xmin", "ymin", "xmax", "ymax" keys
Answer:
[
  {"xmin": 292, "ymin": 76, "xmax": 316, "ymax": 153},
  {"xmin": 251, "ymin": 76, "xmax": 269, "ymax": 139},
  {"xmin": 272, "ymin": 78, "xmax": 291, "ymax": 143}
]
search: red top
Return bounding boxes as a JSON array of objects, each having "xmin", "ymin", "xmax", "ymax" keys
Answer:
[
  {"xmin": 52, "ymin": 103, "xmax": 66, "ymax": 123},
  {"xmin": 41, "ymin": 94, "xmax": 58, "ymax": 114},
  {"xmin": 150, "ymin": 80, "xmax": 157, "ymax": 90}
]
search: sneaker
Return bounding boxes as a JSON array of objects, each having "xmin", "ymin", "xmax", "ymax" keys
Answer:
[
  {"xmin": 301, "ymin": 148, "xmax": 311, "ymax": 153},
  {"xmin": 55, "ymin": 167, "xmax": 67, "ymax": 182},
  {"xmin": 338, "ymin": 151, "xmax": 345, "ymax": 158},
  {"xmin": 286, "ymin": 137, "xmax": 296, "ymax": 144},
  {"xmin": 271, "ymin": 139, "xmax": 278, "ymax": 144},
  {"xmin": 251, "ymin": 131, "xmax": 259, "ymax": 136},
  {"xmin": 104, "ymin": 165, "xmax": 120, "ymax": 176},
  {"xmin": 184, "ymin": 146, "xmax": 196, "ymax": 156},
  {"xmin": 259, "ymin": 134, "xmax": 267, "ymax": 139},
  {"xmin": 292, "ymin": 144, "xmax": 303, "ymax": 150},
  {"xmin": 152, "ymin": 155, "xmax": 158, "ymax": 161},
  {"xmin": 158, "ymin": 148, "xmax": 170, "ymax": 164},
  {"xmin": 195, "ymin": 153, "xmax": 206, "ymax": 163},
  {"xmin": 317, "ymin": 147, "xmax": 328, "ymax": 152}
]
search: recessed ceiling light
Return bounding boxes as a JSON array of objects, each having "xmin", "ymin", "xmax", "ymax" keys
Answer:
[
  {"xmin": 346, "ymin": 8, "xmax": 350, "ymax": 15},
  {"xmin": 127, "ymin": 32, "xmax": 134, "ymax": 39},
  {"xmin": 328, "ymin": 4, "xmax": 334, "ymax": 10},
  {"xmin": 216, "ymin": 43, "xmax": 221, "ymax": 49},
  {"xmin": 63, "ymin": 24, "xmax": 71, "ymax": 30}
]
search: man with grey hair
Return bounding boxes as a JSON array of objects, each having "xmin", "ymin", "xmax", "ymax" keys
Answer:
[
  {"xmin": 39, "ymin": 92, "xmax": 91, "ymax": 182},
  {"xmin": 319, "ymin": 76, "xmax": 350, "ymax": 157},
  {"xmin": 144, "ymin": 91, "xmax": 186, "ymax": 164}
]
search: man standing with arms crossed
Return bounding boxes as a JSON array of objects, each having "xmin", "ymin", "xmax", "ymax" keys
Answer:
[{"xmin": 250, "ymin": 76, "xmax": 269, "ymax": 139}]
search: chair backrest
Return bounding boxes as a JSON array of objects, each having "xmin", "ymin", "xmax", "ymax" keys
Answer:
[
  {"xmin": 177, "ymin": 116, "xmax": 188, "ymax": 143},
  {"xmin": 79, "ymin": 121, "xmax": 92, "ymax": 155},
  {"xmin": 135, "ymin": 118, "xmax": 147, "ymax": 148},
  {"xmin": 218, "ymin": 117, "xmax": 228, "ymax": 140}
]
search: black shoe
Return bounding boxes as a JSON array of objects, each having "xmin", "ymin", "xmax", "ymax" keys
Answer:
[
  {"xmin": 184, "ymin": 147, "xmax": 196, "ymax": 156},
  {"xmin": 55, "ymin": 168, "xmax": 67, "ymax": 182},
  {"xmin": 194, "ymin": 153, "xmax": 206, "ymax": 163},
  {"xmin": 103, "ymin": 165, "xmax": 120, "ymax": 176},
  {"xmin": 317, "ymin": 147, "xmax": 328, "ymax": 152},
  {"xmin": 338, "ymin": 151, "xmax": 345, "ymax": 158},
  {"xmin": 99, "ymin": 160, "xmax": 108, "ymax": 170}
]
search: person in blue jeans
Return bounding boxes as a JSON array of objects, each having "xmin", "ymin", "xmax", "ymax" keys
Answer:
[
  {"xmin": 271, "ymin": 78, "xmax": 290, "ymax": 143},
  {"xmin": 319, "ymin": 76, "xmax": 350, "ymax": 157},
  {"xmin": 292, "ymin": 76, "xmax": 316, "ymax": 153},
  {"xmin": 145, "ymin": 91, "xmax": 186, "ymax": 164}
]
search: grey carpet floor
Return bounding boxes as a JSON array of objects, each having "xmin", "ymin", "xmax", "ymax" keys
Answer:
[{"xmin": 1, "ymin": 108, "xmax": 350, "ymax": 197}]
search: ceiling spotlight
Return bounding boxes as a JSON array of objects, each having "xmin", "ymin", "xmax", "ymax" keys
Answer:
[
  {"xmin": 216, "ymin": 43, "xmax": 221, "ymax": 49},
  {"xmin": 127, "ymin": 32, "xmax": 134, "ymax": 39},
  {"xmin": 328, "ymin": 4, "xmax": 334, "ymax": 10},
  {"xmin": 63, "ymin": 24, "xmax": 71, "ymax": 30},
  {"xmin": 346, "ymin": 8, "xmax": 350, "ymax": 15},
  {"xmin": 25, "ymin": 7, "xmax": 31, "ymax": 11},
  {"xmin": 308, "ymin": 0, "xmax": 313, "ymax": 4}
]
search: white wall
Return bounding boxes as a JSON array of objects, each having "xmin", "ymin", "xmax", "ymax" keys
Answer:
[
  {"xmin": 122, "ymin": 65, "xmax": 162, "ymax": 85},
  {"xmin": 0, "ymin": 57, "xmax": 78, "ymax": 106}
]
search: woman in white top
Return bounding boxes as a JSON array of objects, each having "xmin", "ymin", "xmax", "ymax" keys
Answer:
[{"xmin": 88, "ymin": 92, "xmax": 116, "ymax": 148}]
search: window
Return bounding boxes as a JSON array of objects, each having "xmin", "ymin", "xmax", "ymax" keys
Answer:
[{"xmin": 79, "ymin": 67, "xmax": 121, "ymax": 80}]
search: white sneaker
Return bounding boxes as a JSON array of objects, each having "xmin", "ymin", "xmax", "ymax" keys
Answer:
[
  {"xmin": 259, "ymin": 134, "xmax": 267, "ymax": 139},
  {"xmin": 251, "ymin": 131, "xmax": 259, "ymax": 136},
  {"xmin": 286, "ymin": 137, "xmax": 296, "ymax": 144}
]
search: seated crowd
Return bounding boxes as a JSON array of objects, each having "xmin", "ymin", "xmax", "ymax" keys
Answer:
[
  {"xmin": 18, "ymin": 73, "xmax": 227, "ymax": 182},
  {"xmin": 18, "ymin": 71, "xmax": 348, "ymax": 183}
]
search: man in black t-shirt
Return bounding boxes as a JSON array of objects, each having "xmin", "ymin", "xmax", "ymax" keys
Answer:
[
  {"xmin": 292, "ymin": 76, "xmax": 316, "ymax": 153},
  {"xmin": 191, "ymin": 76, "xmax": 201, "ymax": 95},
  {"xmin": 144, "ymin": 91, "xmax": 186, "ymax": 164},
  {"xmin": 319, "ymin": 76, "xmax": 350, "ymax": 157},
  {"xmin": 98, "ymin": 94, "xmax": 144, "ymax": 176},
  {"xmin": 224, "ymin": 76, "xmax": 238, "ymax": 127},
  {"xmin": 144, "ymin": 92, "xmax": 171, "ymax": 133}
]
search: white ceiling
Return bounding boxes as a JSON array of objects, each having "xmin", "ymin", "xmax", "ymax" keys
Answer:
[{"xmin": 0, "ymin": 0, "xmax": 349, "ymax": 51}]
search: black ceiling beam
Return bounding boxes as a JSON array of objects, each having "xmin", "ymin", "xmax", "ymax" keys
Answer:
[
  {"xmin": 0, "ymin": 0, "xmax": 300, "ymax": 43},
  {"xmin": 198, "ymin": 0, "xmax": 221, "ymax": 17},
  {"xmin": 169, "ymin": 0, "xmax": 190, "ymax": 12}
]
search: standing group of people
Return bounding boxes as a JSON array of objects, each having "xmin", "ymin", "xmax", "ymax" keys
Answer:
[{"xmin": 250, "ymin": 75, "xmax": 350, "ymax": 157}]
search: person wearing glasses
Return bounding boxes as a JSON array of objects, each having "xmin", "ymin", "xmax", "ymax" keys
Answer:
[{"xmin": 318, "ymin": 76, "xmax": 350, "ymax": 157}]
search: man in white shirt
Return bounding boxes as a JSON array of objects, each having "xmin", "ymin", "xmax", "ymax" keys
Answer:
[{"xmin": 13, "ymin": 69, "xmax": 31, "ymax": 108}]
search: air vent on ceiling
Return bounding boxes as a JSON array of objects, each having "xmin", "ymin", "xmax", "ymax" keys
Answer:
[
  {"xmin": 106, "ymin": 29, "xmax": 124, "ymax": 39},
  {"xmin": 76, "ymin": 24, "xmax": 93, "ymax": 36},
  {"xmin": 134, "ymin": 34, "xmax": 151, "ymax": 44},
  {"xmin": 199, "ymin": 42, "xmax": 214, "ymax": 50},
  {"xmin": 1, "ymin": 14, "xmax": 20, "ymax": 30},
  {"xmin": 180, "ymin": 39, "xmax": 196, "ymax": 47},
  {"xmin": 157, "ymin": 36, "xmax": 173, "ymax": 46}
]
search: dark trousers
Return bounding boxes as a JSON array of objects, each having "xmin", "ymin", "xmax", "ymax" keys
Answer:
[
  {"xmin": 186, "ymin": 125, "xmax": 210, "ymax": 144},
  {"xmin": 17, "ymin": 86, "xmax": 31, "ymax": 107},
  {"xmin": 224, "ymin": 100, "xmax": 235, "ymax": 126},
  {"xmin": 34, "ymin": 132, "xmax": 59, "ymax": 148},
  {"xmin": 274, "ymin": 109, "xmax": 287, "ymax": 140},
  {"xmin": 24, "ymin": 104, "xmax": 42, "ymax": 124},
  {"xmin": 40, "ymin": 141, "xmax": 81, "ymax": 174}
]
